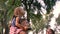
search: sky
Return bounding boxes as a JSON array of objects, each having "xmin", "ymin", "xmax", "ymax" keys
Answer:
[{"xmin": 49, "ymin": 1, "xmax": 60, "ymax": 30}]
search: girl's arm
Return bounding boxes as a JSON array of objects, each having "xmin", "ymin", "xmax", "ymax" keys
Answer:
[
  {"xmin": 15, "ymin": 17, "xmax": 24, "ymax": 29},
  {"xmin": 21, "ymin": 20, "xmax": 30, "ymax": 31}
]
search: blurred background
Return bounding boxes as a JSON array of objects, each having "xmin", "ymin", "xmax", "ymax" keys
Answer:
[{"xmin": 0, "ymin": 0, "xmax": 60, "ymax": 34}]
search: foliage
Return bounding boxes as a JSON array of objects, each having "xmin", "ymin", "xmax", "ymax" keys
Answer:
[
  {"xmin": 43, "ymin": 0, "xmax": 56, "ymax": 14},
  {"xmin": 21, "ymin": 0, "xmax": 56, "ymax": 33}
]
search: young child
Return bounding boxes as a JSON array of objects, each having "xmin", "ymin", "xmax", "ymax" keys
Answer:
[{"xmin": 9, "ymin": 7, "xmax": 29, "ymax": 34}]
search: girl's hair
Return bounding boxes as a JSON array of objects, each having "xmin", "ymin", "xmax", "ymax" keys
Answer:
[
  {"xmin": 12, "ymin": 15, "xmax": 16, "ymax": 19},
  {"xmin": 14, "ymin": 7, "xmax": 25, "ymax": 17},
  {"xmin": 12, "ymin": 7, "xmax": 25, "ymax": 19}
]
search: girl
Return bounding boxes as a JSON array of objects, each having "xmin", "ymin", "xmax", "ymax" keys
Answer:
[{"xmin": 9, "ymin": 7, "xmax": 29, "ymax": 34}]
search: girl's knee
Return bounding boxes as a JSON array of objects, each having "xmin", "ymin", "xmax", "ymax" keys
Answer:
[{"xmin": 19, "ymin": 31, "xmax": 26, "ymax": 34}]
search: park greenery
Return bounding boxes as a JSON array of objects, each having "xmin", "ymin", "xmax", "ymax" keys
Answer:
[{"xmin": 0, "ymin": 0, "xmax": 56, "ymax": 34}]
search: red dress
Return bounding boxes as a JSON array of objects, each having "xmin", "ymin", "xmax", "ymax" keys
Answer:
[{"xmin": 9, "ymin": 18, "xmax": 23, "ymax": 34}]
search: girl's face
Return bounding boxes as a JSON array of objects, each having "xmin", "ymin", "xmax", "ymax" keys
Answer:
[
  {"xmin": 19, "ymin": 9, "xmax": 25, "ymax": 17},
  {"xmin": 18, "ymin": 12, "xmax": 25, "ymax": 17}
]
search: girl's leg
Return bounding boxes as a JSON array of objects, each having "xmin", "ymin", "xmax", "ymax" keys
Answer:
[{"xmin": 19, "ymin": 31, "xmax": 26, "ymax": 34}]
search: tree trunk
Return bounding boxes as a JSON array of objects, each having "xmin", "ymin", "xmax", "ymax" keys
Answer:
[
  {"xmin": 5, "ymin": 25, "xmax": 9, "ymax": 34},
  {"xmin": 3, "ymin": 11, "xmax": 9, "ymax": 34},
  {"xmin": 27, "ymin": 9, "xmax": 30, "ymax": 22},
  {"xmin": 1, "ymin": 18, "xmax": 3, "ymax": 34}
]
